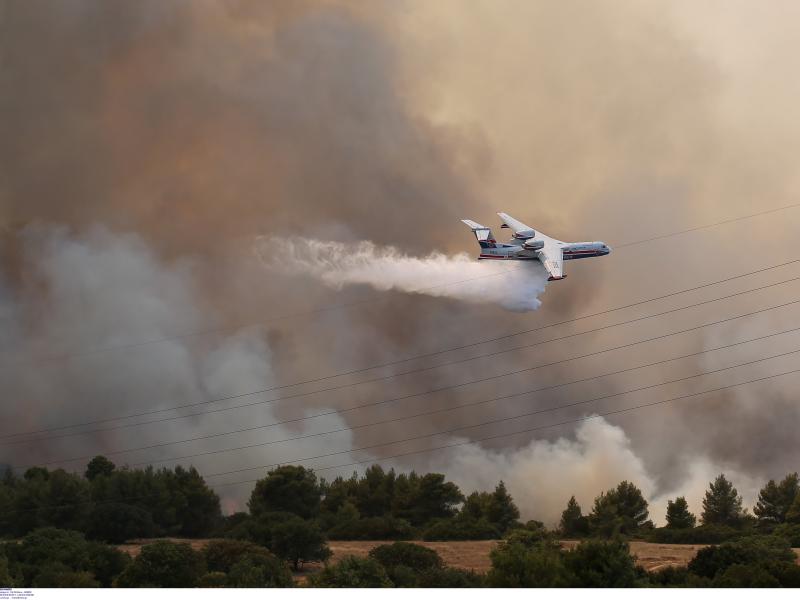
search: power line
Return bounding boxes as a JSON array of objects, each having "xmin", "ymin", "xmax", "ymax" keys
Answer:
[
  {"xmin": 10, "ymin": 293, "xmax": 800, "ymax": 467},
  {"xmin": 9, "ymin": 363, "xmax": 800, "ymax": 514},
  {"xmin": 10, "ymin": 199, "xmax": 800, "ymax": 366},
  {"xmin": 613, "ymin": 200, "xmax": 800, "ymax": 248},
  {"xmin": 4, "ymin": 262, "xmax": 800, "ymax": 444},
  {"xmin": 216, "ymin": 365, "xmax": 800, "ymax": 482},
  {"xmin": 168, "ymin": 340, "xmax": 800, "ymax": 476},
  {"xmin": 25, "ymin": 321, "xmax": 800, "ymax": 471}
]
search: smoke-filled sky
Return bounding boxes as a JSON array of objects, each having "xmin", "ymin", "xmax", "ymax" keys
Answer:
[{"xmin": 2, "ymin": 0, "xmax": 800, "ymax": 524}]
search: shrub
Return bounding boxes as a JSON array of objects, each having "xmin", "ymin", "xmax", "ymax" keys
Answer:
[
  {"xmin": 648, "ymin": 524, "xmax": 750, "ymax": 544},
  {"xmin": 688, "ymin": 535, "xmax": 796, "ymax": 580},
  {"xmin": 203, "ymin": 539, "xmax": 270, "ymax": 572},
  {"xmin": 368, "ymin": 542, "xmax": 443, "ymax": 572},
  {"xmin": 308, "ymin": 555, "xmax": 392, "ymax": 588},
  {"xmin": 197, "ymin": 572, "xmax": 227, "ymax": 587},
  {"xmin": 86, "ymin": 542, "xmax": 131, "ymax": 587},
  {"xmin": 85, "ymin": 503, "xmax": 154, "ymax": 544},
  {"xmin": 0, "ymin": 554, "xmax": 17, "ymax": 587},
  {"xmin": 3, "ymin": 528, "xmax": 128, "ymax": 587},
  {"xmin": 32, "ymin": 565, "xmax": 99, "ymax": 588},
  {"xmin": 773, "ymin": 523, "xmax": 800, "ymax": 547},
  {"xmin": 269, "ymin": 518, "xmax": 331, "ymax": 570},
  {"xmin": 328, "ymin": 516, "xmax": 415, "ymax": 541},
  {"xmin": 116, "ymin": 541, "xmax": 206, "ymax": 587},
  {"xmin": 563, "ymin": 539, "xmax": 639, "ymax": 587},
  {"xmin": 713, "ymin": 564, "xmax": 780, "ymax": 587},
  {"xmin": 227, "ymin": 554, "xmax": 294, "ymax": 587},
  {"xmin": 647, "ymin": 566, "xmax": 689, "ymax": 587},
  {"xmin": 423, "ymin": 518, "xmax": 500, "ymax": 541},
  {"xmin": 487, "ymin": 536, "xmax": 569, "ymax": 587},
  {"xmin": 417, "ymin": 567, "xmax": 485, "ymax": 587}
]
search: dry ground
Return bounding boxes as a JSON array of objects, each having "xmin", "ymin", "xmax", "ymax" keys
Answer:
[{"xmin": 122, "ymin": 538, "xmax": 800, "ymax": 580}]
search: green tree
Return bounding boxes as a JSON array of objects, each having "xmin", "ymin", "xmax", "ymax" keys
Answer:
[
  {"xmin": 0, "ymin": 554, "xmax": 16, "ymax": 587},
  {"xmin": 563, "ymin": 539, "xmax": 639, "ymax": 587},
  {"xmin": 33, "ymin": 565, "xmax": 100, "ymax": 588},
  {"xmin": 226, "ymin": 554, "xmax": 294, "ymax": 587},
  {"xmin": 197, "ymin": 572, "xmax": 227, "ymax": 587},
  {"xmin": 485, "ymin": 481, "xmax": 521, "ymax": 533},
  {"xmin": 713, "ymin": 563, "xmax": 779, "ymax": 587},
  {"xmin": 754, "ymin": 473, "xmax": 799, "ymax": 524},
  {"xmin": 203, "ymin": 539, "xmax": 272, "ymax": 572},
  {"xmin": 559, "ymin": 496, "xmax": 589, "ymax": 537},
  {"xmin": 417, "ymin": 567, "xmax": 485, "ymax": 587},
  {"xmin": 368, "ymin": 542, "xmax": 443, "ymax": 580},
  {"xmin": 787, "ymin": 494, "xmax": 800, "ymax": 524},
  {"xmin": 269, "ymin": 517, "xmax": 331, "ymax": 571},
  {"xmin": 666, "ymin": 496, "xmax": 696, "ymax": 529},
  {"xmin": 308, "ymin": 555, "xmax": 392, "ymax": 587},
  {"xmin": 116, "ymin": 541, "xmax": 206, "ymax": 587},
  {"xmin": 249, "ymin": 466, "xmax": 321, "ymax": 520},
  {"xmin": 701, "ymin": 474, "xmax": 744, "ymax": 526},
  {"xmin": 85, "ymin": 503, "xmax": 154, "ymax": 543},
  {"xmin": 392, "ymin": 472, "xmax": 463, "ymax": 526},
  {"xmin": 85, "ymin": 456, "xmax": 116, "ymax": 481},
  {"xmin": 688, "ymin": 536, "xmax": 796, "ymax": 580},
  {"xmin": 487, "ymin": 534, "xmax": 569, "ymax": 587},
  {"xmin": 589, "ymin": 481, "xmax": 649, "ymax": 536},
  {"xmin": 3, "ymin": 528, "xmax": 128, "ymax": 587}
]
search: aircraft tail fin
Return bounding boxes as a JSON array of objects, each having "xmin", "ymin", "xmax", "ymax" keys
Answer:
[{"xmin": 461, "ymin": 219, "xmax": 497, "ymax": 249}]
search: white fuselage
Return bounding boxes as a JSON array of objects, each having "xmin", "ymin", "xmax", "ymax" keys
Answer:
[{"xmin": 478, "ymin": 232, "xmax": 610, "ymax": 261}]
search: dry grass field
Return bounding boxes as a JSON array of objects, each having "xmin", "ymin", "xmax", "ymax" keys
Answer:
[{"xmin": 121, "ymin": 537, "xmax": 800, "ymax": 580}]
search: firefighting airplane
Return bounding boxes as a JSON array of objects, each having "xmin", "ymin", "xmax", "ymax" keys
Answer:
[{"xmin": 462, "ymin": 212, "xmax": 610, "ymax": 281}]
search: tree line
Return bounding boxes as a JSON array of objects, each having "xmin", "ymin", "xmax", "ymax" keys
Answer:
[{"xmin": 2, "ymin": 456, "xmax": 800, "ymax": 587}]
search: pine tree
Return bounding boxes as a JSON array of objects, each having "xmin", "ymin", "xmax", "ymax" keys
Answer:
[
  {"xmin": 754, "ymin": 473, "xmax": 799, "ymax": 524},
  {"xmin": 560, "ymin": 496, "xmax": 587, "ymax": 537},
  {"xmin": 786, "ymin": 494, "xmax": 800, "ymax": 524},
  {"xmin": 486, "ymin": 481, "xmax": 521, "ymax": 533},
  {"xmin": 701, "ymin": 474, "xmax": 744, "ymax": 526},
  {"xmin": 665, "ymin": 496, "xmax": 696, "ymax": 529}
]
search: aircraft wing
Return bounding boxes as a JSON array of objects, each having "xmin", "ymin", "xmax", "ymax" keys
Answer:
[
  {"xmin": 497, "ymin": 212, "xmax": 535, "ymax": 238},
  {"xmin": 537, "ymin": 242, "xmax": 565, "ymax": 280}
]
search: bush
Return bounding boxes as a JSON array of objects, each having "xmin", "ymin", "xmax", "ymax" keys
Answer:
[
  {"xmin": 423, "ymin": 518, "xmax": 500, "ymax": 541},
  {"xmin": 648, "ymin": 524, "xmax": 751, "ymax": 544},
  {"xmin": 328, "ymin": 516, "xmax": 415, "ymax": 541},
  {"xmin": 487, "ymin": 537, "xmax": 569, "ymax": 587},
  {"xmin": 563, "ymin": 539, "xmax": 640, "ymax": 587},
  {"xmin": 86, "ymin": 542, "xmax": 131, "ymax": 587},
  {"xmin": 713, "ymin": 563, "xmax": 780, "ymax": 587},
  {"xmin": 308, "ymin": 555, "xmax": 392, "ymax": 588},
  {"xmin": 368, "ymin": 542, "xmax": 443, "ymax": 572},
  {"xmin": 85, "ymin": 503, "xmax": 154, "ymax": 544},
  {"xmin": 773, "ymin": 523, "xmax": 800, "ymax": 546},
  {"xmin": 197, "ymin": 572, "xmax": 227, "ymax": 587},
  {"xmin": 688, "ymin": 535, "xmax": 796, "ymax": 580},
  {"xmin": 203, "ymin": 539, "xmax": 270, "ymax": 572},
  {"xmin": 417, "ymin": 567, "xmax": 485, "ymax": 587},
  {"xmin": 227, "ymin": 555, "xmax": 294, "ymax": 587},
  {"xmin": 0, "ymin": 554, "xmax": 17, "ymax": 587},
  {"xmin": 32, "ymin": 565, "xmax": 100, "ymax": 588},
  {"xmin": 2, "ymin": 528, "xmax": 129, "ymax": 587},
  {"xmin": 116, "ymin": 541, "xmax": 206, "ymax": 587},
  {"xmin": 269, "ymin": 518, "xmax": 331, "ymax": 570}
]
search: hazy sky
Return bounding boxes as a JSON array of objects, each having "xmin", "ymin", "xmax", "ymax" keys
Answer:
[{"xmin": 2, "ymin": 0, "xmax": 800, "ymax": 523}]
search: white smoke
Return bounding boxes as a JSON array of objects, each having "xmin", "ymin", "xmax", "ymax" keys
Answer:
[
  {"xmin": 254, "ymin": 236, "xmax": 549, "ymax": 312},
  {"xmin": 407, "ymin": 416, "xmax": 762, "ymax": 527}
]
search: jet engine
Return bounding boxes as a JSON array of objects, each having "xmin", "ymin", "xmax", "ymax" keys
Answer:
[{"xmin": 523, "ymin": 239, "xmax": 544, "ymax": 251}]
